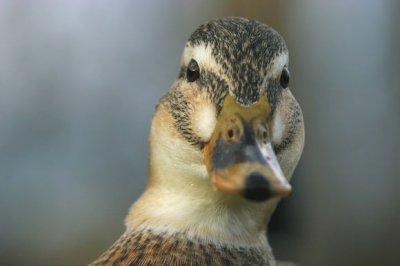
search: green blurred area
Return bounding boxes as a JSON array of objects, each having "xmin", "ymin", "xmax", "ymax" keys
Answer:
[{"xmin": 1, "ymin": 1, "xmax": 399, "ymax": 265}]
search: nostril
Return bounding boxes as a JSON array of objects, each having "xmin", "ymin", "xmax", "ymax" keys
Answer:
[
  {"xmin": 244, "ymin": 172, "xmax": 271, "ymax": 201},
  {"xmin": 227, "ymin": 129, "xmax": 234, "ymax": 139}
]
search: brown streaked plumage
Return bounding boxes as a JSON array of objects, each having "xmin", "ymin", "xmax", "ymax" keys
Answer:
[
  {"xmin": 90, "ymin": 229, "xmax": 274, "ymax": 265},
  {"xmin": 90, "ymin": 17, "xmax": 304, "ymax": 266}
]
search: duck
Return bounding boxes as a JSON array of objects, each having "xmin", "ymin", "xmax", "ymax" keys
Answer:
[{"xmin": 90, "ymin": 17, "xmax": 305, "ymax": 266}]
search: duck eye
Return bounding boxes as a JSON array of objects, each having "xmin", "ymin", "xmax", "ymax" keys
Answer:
[
  {"xmin": 187, "ymin": 59, "xmax": 200, "ymax": 82},
  {"xmin": 280, "ymin": 66, "xmax": 290, "ymax": 88}
]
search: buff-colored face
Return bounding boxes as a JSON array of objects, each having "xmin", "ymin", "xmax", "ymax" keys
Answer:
[{"xmin": 152, "ymin": 18, "xmax": 304, "ymax": 202}]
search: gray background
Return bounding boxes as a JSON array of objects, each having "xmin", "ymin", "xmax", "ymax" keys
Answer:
[{"xmin": 1, "ymin": 1, "xmax": 399, "ymax": 265}]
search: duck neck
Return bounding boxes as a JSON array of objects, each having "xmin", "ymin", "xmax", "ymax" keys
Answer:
[
  {"xmin": 125, "ymin": 168, "xmax": 280, "ymax": 246},
  {"xmin": 126, "ymin": 186, "xmax": 279, "ymax": 247},
  {"xmin": 124, "ymin": 104, "xmax": 280, "ymax": 246}
]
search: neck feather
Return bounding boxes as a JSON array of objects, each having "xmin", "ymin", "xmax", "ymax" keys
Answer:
[{"xmin": 125, "ymin": 104, "xmax": 279, "ymax": 246}]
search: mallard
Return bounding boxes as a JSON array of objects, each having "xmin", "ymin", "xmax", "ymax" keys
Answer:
[{"xmin": 90, "ymin": 17, "xmax": 305, "ymax": 266}]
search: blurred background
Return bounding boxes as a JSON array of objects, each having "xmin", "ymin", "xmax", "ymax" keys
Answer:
[{"xmin": 1, "ymin": 1, "xmax": 399, "ymax": 265}]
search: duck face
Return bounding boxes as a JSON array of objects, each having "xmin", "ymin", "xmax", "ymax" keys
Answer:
[{"xmin": 149, "ymin": 18, "xmax": 304, "ymax": 203}]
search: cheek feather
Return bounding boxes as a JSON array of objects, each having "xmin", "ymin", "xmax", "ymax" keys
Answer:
[
  {"xmin": 272, "ymin": 112, "xmax": 285, "ymax": 145},
  {"xmin": 191, "ymin": 102, "xmax": 217, "ymax": 142}
]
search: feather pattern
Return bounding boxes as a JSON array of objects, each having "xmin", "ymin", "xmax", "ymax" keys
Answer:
[{"xmin": 90, "ymin": 229, "xmax": 275, "ymax": 266}]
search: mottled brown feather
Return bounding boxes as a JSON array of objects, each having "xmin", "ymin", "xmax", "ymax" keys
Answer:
[{"xmin": 90, "ymin": 229, "xmax": 275, "ymax": 266}]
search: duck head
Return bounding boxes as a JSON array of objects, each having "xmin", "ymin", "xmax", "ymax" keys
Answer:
[{"xmin": 127, "ymin": 17, "xmax": 304, "ymax": 240}]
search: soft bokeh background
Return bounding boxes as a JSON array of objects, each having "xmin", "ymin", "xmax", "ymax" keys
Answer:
[{"xmin": 1, "ymin": 1, "xmax": 399, "ymax": 265}]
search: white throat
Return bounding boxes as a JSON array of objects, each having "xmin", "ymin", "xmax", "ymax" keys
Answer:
[{"xmin": 124, "ymin": 104, "xmax": 279, "ymax": 246}]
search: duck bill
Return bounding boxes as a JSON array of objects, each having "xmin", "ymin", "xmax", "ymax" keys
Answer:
[{"xmin": 204, "ymin": 95, "xmax": 291, "ymax": 201}]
